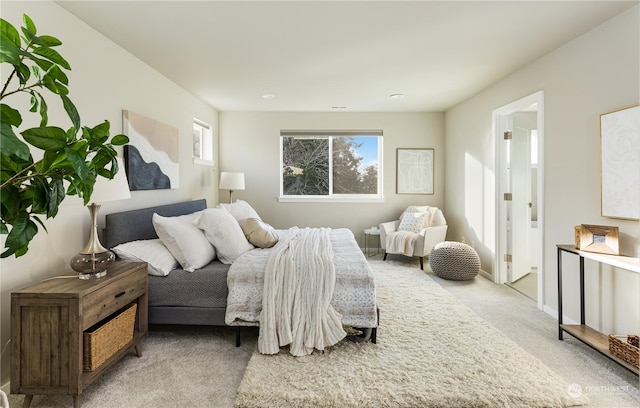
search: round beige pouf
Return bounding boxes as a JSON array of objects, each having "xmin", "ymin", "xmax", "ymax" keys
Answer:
[{"xmin": 429, "ymin": 241, "xmax": 480, "ymax": 281}]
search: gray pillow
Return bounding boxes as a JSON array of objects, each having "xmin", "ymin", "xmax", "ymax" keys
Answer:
[{"xmin": 240, "ymin": 218, "xmax": 278, "ymax": 248}]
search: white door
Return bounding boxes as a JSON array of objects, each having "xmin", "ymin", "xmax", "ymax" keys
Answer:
[
  {"xmin": 493, "ymin": 90, "xmax": 544, "ymax": 308},
  {"xmin": 510, "ymin": 114, "xmax": 534, "ymax": 283}
]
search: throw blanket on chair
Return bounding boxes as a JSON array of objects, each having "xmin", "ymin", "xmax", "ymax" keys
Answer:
[
  {"xmin": 386, "ymin": 230, "xmax": 418, "ymax": 256},
  {"xmin": 259, "ymin": 227, "xmax": 346, "ymax": 356}
]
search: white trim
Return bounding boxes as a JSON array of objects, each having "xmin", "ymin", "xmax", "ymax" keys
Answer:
[
  {"xmin": 278, "ymin": 196, "xmax": 384, "ymax": 203},
  {"xmin": 193, "ymin": 118, "xmax": 215, "ymax": 166},
  {"xmin": 493, "ymin": 90, "xmax": 545, "ymax": 310}
]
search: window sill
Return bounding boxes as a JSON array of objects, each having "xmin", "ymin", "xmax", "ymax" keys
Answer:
[{"xmin": 278, "ymin": 196, "xmax": 385, "ymax": 203}]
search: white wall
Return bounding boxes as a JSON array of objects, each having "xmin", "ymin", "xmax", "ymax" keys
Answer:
[
  {"xmin": 445, "ymin": 6, "xmax": 639, "ymax": 333},
  {"xmin": 219, "ymin": 112, "xmax": 445, "ymax": 244},
  {"xmin": 0, "ymin": 1, "xmax": 219, "ymax": 387}
]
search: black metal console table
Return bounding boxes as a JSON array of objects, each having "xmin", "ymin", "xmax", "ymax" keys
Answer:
[{"xmin": 557, "ymin": 244, "xmax": 639, "ymax": 374}]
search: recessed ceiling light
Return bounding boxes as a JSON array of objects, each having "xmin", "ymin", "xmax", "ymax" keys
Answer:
[
  {"xmin": 261, "ymin": 94, "xmax": 275, "ymax": 99},
  {"xmin": 389, "ymin": 93, "xmax": 404, "ymax": 99}
]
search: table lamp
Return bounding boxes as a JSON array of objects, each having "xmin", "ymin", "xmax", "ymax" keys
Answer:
[
  {"xmin": 219, "ymin": 171, "xmax": 245, "ymax": 203},
  {"xmin": 70, "ymin": 157, "xmax": 131, "ymax": 279}
]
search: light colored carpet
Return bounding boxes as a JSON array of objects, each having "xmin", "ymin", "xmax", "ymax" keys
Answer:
[
  {"xmin": 235, "ymin": 260, "xmax": 589, "ymax": 408},
  {"xmin": 6, "ymin": 258, "xmax": 638, "ymax": 407}
]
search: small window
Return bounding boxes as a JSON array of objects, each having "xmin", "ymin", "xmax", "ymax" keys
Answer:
[
  {"xmin": 279, "ymin": 130, "xmax": 383, "ymax": 202},
  {"xmin": 193, "ymin": 119, "xmax": 214, "ymax": 166}
]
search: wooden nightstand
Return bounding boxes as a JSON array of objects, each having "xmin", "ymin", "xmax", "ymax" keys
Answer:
[{"xmin": 10, "ymin": 261, "xmax": 148, "ymax": 408}]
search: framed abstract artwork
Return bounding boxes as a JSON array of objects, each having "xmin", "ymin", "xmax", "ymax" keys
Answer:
[
  {"xmin": 396, "ymin": 148, "xmax": 434, "ymax": 194},
  {"xmin": 600, "ymin": 105, "xmax": 639, "ymax": 220},
  {"xmin": 123, "ymin": 110, "xmax": 180, "ymax": 190}
]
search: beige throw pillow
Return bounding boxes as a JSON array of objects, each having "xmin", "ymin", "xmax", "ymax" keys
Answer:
[{"xmin": 240, "ymin": 218, "xmax": 279, "ymax": 248}]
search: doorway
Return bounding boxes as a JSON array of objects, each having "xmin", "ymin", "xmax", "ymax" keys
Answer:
[{"xmin": 494, "ymin": 91, "xmax": 544, "ymax": 308}]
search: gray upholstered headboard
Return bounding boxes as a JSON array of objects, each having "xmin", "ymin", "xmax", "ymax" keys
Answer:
[{"xmin": 103, "ymin": 199, "xmax": 207, "ymax": 248}]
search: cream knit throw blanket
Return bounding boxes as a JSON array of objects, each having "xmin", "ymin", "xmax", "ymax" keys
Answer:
[
  {"xmin": 385, "ymin": 230, "xmax": 418, "ymax": 256},
  {"xmin": 258, "ymin": 227, "xmax": 347, "ymax": 356}
]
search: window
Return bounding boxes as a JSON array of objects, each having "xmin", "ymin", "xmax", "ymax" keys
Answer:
[
  {"xmin": 193, "ymin": 119, "xmax": 214, "ymax": 166},
  {"xmin": 279, "ymin": 130, "xmax": 383, "ymax": 202}
]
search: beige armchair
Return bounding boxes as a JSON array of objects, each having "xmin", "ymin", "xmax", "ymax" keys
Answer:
[{"xmin": 379, "ymin": 206, "xmax": 448, "ymax": 270}]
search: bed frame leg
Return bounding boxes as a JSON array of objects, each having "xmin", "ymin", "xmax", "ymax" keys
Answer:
[
  {"xmin": 236, "ymin": 327, "xmax": 241, "ymax": 347},
  {"xmin": 372, "ymin": 306, "xmax": 380, "ymax": 344},
  {"xmin": 419, "ymin": 257, "xmax": 424, "ymax": 270},
  {"xmin": 383, "ymin": 252, "xmax": 387, "ymax": 261}
]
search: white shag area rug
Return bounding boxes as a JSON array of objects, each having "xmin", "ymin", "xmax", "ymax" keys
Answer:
[{"xmin": 235, "ymin": 260, "xmax": 589, "ymax": 408}]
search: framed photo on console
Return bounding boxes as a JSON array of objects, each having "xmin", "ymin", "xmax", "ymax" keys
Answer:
[{"xmin": 579, "ymin": 224, "xmax": 619, "ymax": 255}]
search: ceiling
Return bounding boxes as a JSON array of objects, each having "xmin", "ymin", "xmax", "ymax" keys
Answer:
[{"xmin": 56, "ymin": 1, "xmax": 637, "ymax": 113}]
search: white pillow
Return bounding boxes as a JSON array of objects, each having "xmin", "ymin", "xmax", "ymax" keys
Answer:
[
  {"xmin": 112, "ymin": 239, "xmax": 178, "ymax": 276},
  {"xmin": 404, "ymin": 205, "xmax": 431, "ymax": 215},
  {"xmin": 398, "ymin": 212, "xmax": 429, "ymax": 233},
  {"xmin": 401, "ymin": 206, "xmax": 436, "ymax": 227},
  {"xmin": 194, "ymin": 206, "xmax": 254, "ymax": 264},
  {"xmin": 219, "ymin": 200, "xmax": 261, "ymax": 223},
  {"xmin": 152, "ymin": 212, "xmax": 216, "ymax": 272}
]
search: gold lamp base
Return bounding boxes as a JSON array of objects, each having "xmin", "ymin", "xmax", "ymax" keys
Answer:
[{"xmin": 70, "ymin": 202, "xmax": 115, "ymax": 279}]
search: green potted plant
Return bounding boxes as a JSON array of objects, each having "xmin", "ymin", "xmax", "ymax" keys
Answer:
[{"xmin": 1, "ymin": 14, "xmax": 128, "ymax": 258}]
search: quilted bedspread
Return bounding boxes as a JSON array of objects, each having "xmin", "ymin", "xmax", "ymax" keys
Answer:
[{"xmin": 225, "ymin": 228, "xmax": 378, "ymax": 330}]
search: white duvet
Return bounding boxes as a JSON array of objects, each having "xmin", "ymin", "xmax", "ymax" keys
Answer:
[{"xmin": 225, "ymin": 227, "xmax": 377, "ymax": 355}]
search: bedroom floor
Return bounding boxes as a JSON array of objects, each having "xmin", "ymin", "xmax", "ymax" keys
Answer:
[{"xmin": 7, "ymin": 254, "xmax": 638, "ymax": 407}]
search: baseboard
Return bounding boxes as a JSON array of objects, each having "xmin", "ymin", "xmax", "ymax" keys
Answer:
[
  {"xmin": 1, "ymin": 381, "xmax": 9, "ymax": 395},
  {"xmin": 543, "ymin": 305, "xmax": 558, "ymax": 319},
  {"xmin": 478, "ymin": 269, "xmax": 492, "ymax": 280},
  {"xmin": 542, "ymin": 306, "xmax": 581, "ymax": 326}
]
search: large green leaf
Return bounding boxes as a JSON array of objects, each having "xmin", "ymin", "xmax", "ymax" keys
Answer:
[
  {"xmin": 1, "ymin": 215, "xmax": 38, "ymax": 258},
  {"xmin": 29, "ymin": 92, "xmax": 38, "ymax": 112},
  {"xmin": 29, "ymin": 53, "xmax": 53, "ymax": 71},
  {"xmin": 0, "ymin": 123, "xmax": 31, "ymax": 161},
  {"xmin": 29, "ymin": 178, "xmax": 48, "ymax": 214},
  {"xmin": 37, "ymin": 35, "xmax": 62, "ymax": 47},
  {"xmin": 0, "ymin": 18, "xmax": 20, "ymax": 47},
  {"xmin": 0, "ymin": 184, "xmax": 21, "ymax": 221},
  {"xmin": 23, "ymin": 14, "xmax": 36, "ymax": 36},
  {"xmin": 65, "ymin": 147, "xmax": 90, "ymax": 181},
  {"xmin": 38, "ymin": 93, "xmax": 48, "ymax": 126},
  {"xmin": 48, "ymin": 178, "xmax": 65, "ymax": 218},
  {"xmin": 60, "ymin": 94, "xmax": 80, "ymax": 133},
  {"xmin": 38, "ymin": 149, "xmax": 57, "ymax": 172},
  {"xmin": 32, "ymin": 46, "xmax": 70, "ymax": 70},
  {"xmin": 0, "ymin": 103, "xmax": 23, "ymax": 127},
  {"xmin": 42, "ymin": 75, "xmax": 69, "ymax": 95},
  {"xmin": 0, "ymin": 38, "xmax": 20, "ymax": 64},
  {"xmin": 0, "ymin": 153, "xmax": 23, "ymax": 178},
  {"xmin": 90, "ymin": 148, "xmax": 115, "ymax": 171},
  {"xmin": 21, "ymin": 126, "xmax": 67, "ymax": 150},
  {"xmin": 47, "ymin": 64, "xmax": 69, "ymax": 85},
  {"xmin": 88, "ymin": 121, "xmax": 110, "ymax": 140},
  {"xmin": 110, "ymin": 134, "xmax": 129, "ymax": 146}
]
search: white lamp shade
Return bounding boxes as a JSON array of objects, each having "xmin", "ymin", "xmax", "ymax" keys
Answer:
[
  {"xmin": 90, "ymin": 157, "xmax": 132, "ymax": 203},
  {"xmin": 219, "ymin": 172, "xmax": 245, "ymax": 191}
]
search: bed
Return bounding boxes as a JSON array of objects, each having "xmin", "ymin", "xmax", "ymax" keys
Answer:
[{"xmin": 103, "ymin": 199, "xmax": 378, "ymax": 354}]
